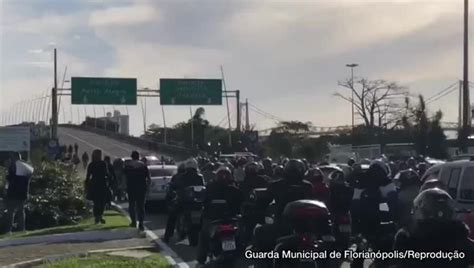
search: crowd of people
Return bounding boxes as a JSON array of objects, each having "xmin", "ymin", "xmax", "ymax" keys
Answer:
[{"xmin": 162, "ymin": 155, "xmax": 474, "ymax": 267}]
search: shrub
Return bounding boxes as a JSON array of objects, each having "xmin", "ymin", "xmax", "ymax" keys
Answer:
[{"xmin": 25, "ymin": 161, "xmax": 90, "ymax": 230}]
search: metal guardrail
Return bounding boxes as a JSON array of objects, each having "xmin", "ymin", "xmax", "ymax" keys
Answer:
[{"xmin": 59, "ymin": 124, "xmax": 197, "ymax": 160}]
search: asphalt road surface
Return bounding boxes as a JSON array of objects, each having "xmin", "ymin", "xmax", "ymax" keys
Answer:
[{"xmin": 58, "ymin": 127, "xmax": 165, "ymax": 160}]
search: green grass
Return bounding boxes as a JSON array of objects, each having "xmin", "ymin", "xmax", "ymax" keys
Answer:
[
  {"xmin": 0, "ymin": 210, "xmax": 130, "ymax": 239},
  {"xmin": 40, "ymin": 253, "xmax": 171, "ymax": 268}
]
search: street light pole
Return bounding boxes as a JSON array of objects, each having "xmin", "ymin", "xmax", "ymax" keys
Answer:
[
  {"xmin": 462, "ymin": 0, "xmax": 470, "ymax": 153},
  {"xmin": 346, "ymin": 63, "xmax": 359, "ymax": 130}
]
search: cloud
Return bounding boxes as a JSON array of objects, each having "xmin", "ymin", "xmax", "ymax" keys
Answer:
[
  {"xmin": 27, "ymin": 49, "xmax": 44, "ymax": 54},
  {"xmin": 89, "ymin": 5, "xmax": 160, "ymax": 27}
]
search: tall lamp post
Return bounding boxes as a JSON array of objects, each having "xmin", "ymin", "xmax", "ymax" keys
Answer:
[{"xmin": 346, "ymin": 63, "xmax": 359, "ymax": 130}]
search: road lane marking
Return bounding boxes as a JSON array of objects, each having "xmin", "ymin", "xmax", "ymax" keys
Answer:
[{"xmin": 111, "ymin": 203, "xmax": 190, "ymax": 268}]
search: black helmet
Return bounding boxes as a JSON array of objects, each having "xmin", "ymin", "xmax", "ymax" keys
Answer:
[
  {"xmin": 406, "ymin": 157, "xmax": 417, "ymax": 169},
  {"xmin": 305, "ymin": 168, "xmax": 324, "ymax": 184},
  {"xmin": 394, "ymin": 169, "xmax": 419, "ymax": 188},
  {"xmin": 420, "ymin": 179, "xmax": 446, "ymax": 193},
  {"xmin": 328, "ymin": 168, "xmax": 345, "ymax": 184},
  {"xmin": 274, "ymin": 165, "xmax": 285, "ymax": 178},
  {"xmin": 368, "ymin": 160, "xmax": 390, "ymax": 181},
  {"xmin": 178, "ymin": 163, "xmax": 186, "ymax": 174},
  {"xmin": 216, "ymin": 166, "xmax": 233, "ymax": 184},
  {"xmin": 245, "ymin": 162, "xmax": 259, "ymax": 176},
  {"xmin": 347, "ymin": 158, "xmax": 356, "ymax": 167},
  {"xmin": 283, "ymin": 200, "xmax": 332, "ymax": 235},
  {"xmin": 262, "ymin": 157, "xmax": 273, "ymax": 168},
  {"xmin": 417, "ymin": 163, "xmax": 428, "ymax": 176},
  {"xmin": 412, "ymin": 188, "xmax": 455, "ymax": 221},
  {"xmin": 284, "ymin": 159, "xmax": 306, "ymax": 180}
]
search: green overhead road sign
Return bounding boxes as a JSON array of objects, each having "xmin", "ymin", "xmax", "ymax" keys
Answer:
[
  {"xmin": 160, "ymin": 79, "xmax": 222, "ymax": 105},
  {"xmin": 71, "ymin": 77, "xmax": 137, "ymax": 105}
]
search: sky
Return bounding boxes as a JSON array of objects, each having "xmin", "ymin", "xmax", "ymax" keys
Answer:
[{"xmin": 1, "ymin": 0, "xmax": 474, "ymax": 136}]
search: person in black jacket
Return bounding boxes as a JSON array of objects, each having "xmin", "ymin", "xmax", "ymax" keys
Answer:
[
  {"xmin": 393, "ymin": 188, "xmax": 474, "ymax": 268},
  {"xmin": 196, "ymin": 166, "xmax": 243, "ymax": 265},
  {"xmin": 253, "ymin": 159, "xmax": 314, "ymax": 253},
  {"xmin": 5, "ymin": 152, "xmax": 33, "ymax": 233},
  {"xmin": 240, "ymin": 162, "xmax": 270, "ymax": 196},
  {"xmin": 164, "ymin": 158, "xmax": 204, "ymax": 242},
  {"xmin": 85, "ymin": 149, "xmax": 110, "ymax": 224},
  {"xmin": 123, "ymin": 151, "xmax": 150, "ymax": 231}
]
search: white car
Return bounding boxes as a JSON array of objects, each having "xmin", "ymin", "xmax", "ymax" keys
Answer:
[
  {"xmin": 422, "ymin": 160, "xmax": 474, "ymax": 239},
  {"xmin": 147, "ymin": 165, "xmax": 178, "ymax": 202}
]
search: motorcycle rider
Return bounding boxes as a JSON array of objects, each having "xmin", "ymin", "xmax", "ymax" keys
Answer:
[
  {"xmin": 395, "ymin": 169, "xmax": 421, "ymax": 228},
  {"xmin": 351, "ymin": 160, "xmax": 397, "ymax": 267},
  {"xmin": 305, "ymin": 167, "xmax": 330, "ymax": 205},
  {"xmin": 201, "ymin": 162, "xmax": 216, "ymax": 184},
  {"xmin": 240, "ymin": 162, "xmax": 270, "ymax": 197},
  {"xmin": 196, "ymin": 166, "xmax": 243, "ymax": 266},
  {"xmin": 272, "ymin": 165, "xmax": 285, "ymax": 181},
  {"xmin": 234, "ymin": 157, "xmax": 247, "ymax": 184},
  {"xmin": 327, "ymin": 169, "xmax": 353, "ymax": 250},
  {"xmin": 393, "ymin": 188, "xmax": 474, "ymax": 268},
  {"xmin": 416, "ymin": 162, "xmax": 428, "ymax": 178},
  {"xmin": 262, "ymin": 157, "xmax": 274, "ymax": 178},
  {"xmin": 163, "ymin": 158, "xmax": 204, "ymax": 243},
  {"xmin": 253, "ymin": 159, "xmax": 314, "ymax": 254}
]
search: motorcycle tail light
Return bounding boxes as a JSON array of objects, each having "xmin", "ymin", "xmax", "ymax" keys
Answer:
[
  {"xmin": 339, "ymin": 215, "xmax": 350, "ymax": 224},
  {"xmin": 299, "ymin": 234, "xmax": 314, "ymax": 249},
  {"xmin": 218, "ymin": 224, "xmax": 236, "ymax": 235}
]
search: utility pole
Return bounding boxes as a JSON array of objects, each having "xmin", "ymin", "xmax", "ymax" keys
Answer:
[
  {"xmin": 190, "ymin": 106, "xmax": 194, "ymax": 149},
  {"xmin": 346, "ymin": 63, "xmax": 359, "ymax": 131},
  {"xmin": 51, "ymin": 48, "xmax": 58, "ymax": 139},
  {"xmin": 236, "ymin": 90, "xmax": 241, "ymax": 132},
  {"xmin": 459, "ymin": 80, "xmax": 463, "ymax": 129},
  {"xmin": 462, "ymin": 0, "xmax": 470, "ymax": 153},
  {"xmin": 162, "ymin": 106, "xmax": 167, "ymax": 144},
  {"xmin": 245, "ymin": 98, "xmax": 250, "ymax": 131}
]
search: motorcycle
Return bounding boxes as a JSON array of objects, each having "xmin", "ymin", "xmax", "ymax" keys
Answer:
[
  {"xmin": 332, "ymin": 211, "xmax": 352, "ymax": 250},
  {"xmin": 241, "ymin": 188, "xmax": 273, "ymax": 245},
  {"xmin": 207, "ymin": 199, "xmax": 241, "ymax": 266},
  {"xmin": 272, "ymin": 200, "xmax": 338, "ymax": 268},
  {"xmin": 176, "ymin": 185, "xmax": 206, "ymax": 246}
]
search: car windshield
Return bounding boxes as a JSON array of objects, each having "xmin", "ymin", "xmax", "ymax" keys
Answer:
[
  {"xmin": 460, "ymin": 167, "xmax": 474, "ymax": 201},
  {"xmin": 149, "ymin": 168, "xmax": 177, "ymax": 178}
]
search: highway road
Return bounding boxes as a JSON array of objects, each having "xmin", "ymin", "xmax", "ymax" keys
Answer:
[
  {"xmin": 58, "ymin": 127, "xmax": 164, "ymax": 160},
  {"xmin": 57, "ymin": 126, "xmax": 360, "ymax": 268}
]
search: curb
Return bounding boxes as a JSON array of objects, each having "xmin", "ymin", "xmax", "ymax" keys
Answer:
[
  {"xmin": 0, "ymin": 228, "xmax": 140, "ymax": 249},
  {"xmin": 111, "ymin": 203, "xmax": 190, "ymax": 268},
  {"xmin": 5, "ymin": 246, "xmax": 159, "ymax": 268}
]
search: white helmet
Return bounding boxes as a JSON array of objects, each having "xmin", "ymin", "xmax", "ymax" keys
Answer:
[{"xmin": 185, "ymin": 158, "xmax": 198, "ymax": 170}]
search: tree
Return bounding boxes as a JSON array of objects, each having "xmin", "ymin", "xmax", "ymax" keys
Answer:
[
  {"xmin": 274, "ymin": 121, "xmax": 312, "ymax": 134},
  {"xmin": 335, "ymin": 78, "xmax": 408, "ymax": 129},
  {"xmin": 402, "ymin": 95, "xmax": 447, "ymax": 158}
]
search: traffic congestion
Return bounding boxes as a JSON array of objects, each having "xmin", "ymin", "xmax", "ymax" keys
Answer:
[{"xmin": 87, "ymin": 150, "xmax": 474, "ymax": 268}]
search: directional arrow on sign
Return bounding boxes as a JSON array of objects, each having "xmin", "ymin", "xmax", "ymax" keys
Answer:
[
  {"xmin": 121, "ymin": 96, "xmax": 126, "ymax": 104},
  {"xmin": 83, "ymin": 96, "xmax": 88, "ymax": 104}
]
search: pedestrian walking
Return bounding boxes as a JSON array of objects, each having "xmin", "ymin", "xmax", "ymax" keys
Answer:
[
  {"xmin": 74, "ymin": 143, "xmax": 79, "ymax": 154},
  {"xmin": 124, "ymin": 151, "xmax": 151, "ymax": 231},
  {"xmin": 85, "ymin": 149, "xmax": 110, "ymax": 224},
  {"xmin": 82, "ymin": 151, "xmax": 89, "ymax": 170},
  {"xmin": 5, "ymin": 152, "xmax": 34, "ymax": 233},
  {"xmin": 68, "ymin": 145, "xmax": 73, "ymax": 155}
]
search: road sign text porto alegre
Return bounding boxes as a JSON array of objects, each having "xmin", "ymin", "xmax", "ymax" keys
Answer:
[{"xmin": 71, "ymin": 77, "xmax": 137, "ymax": 105}]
